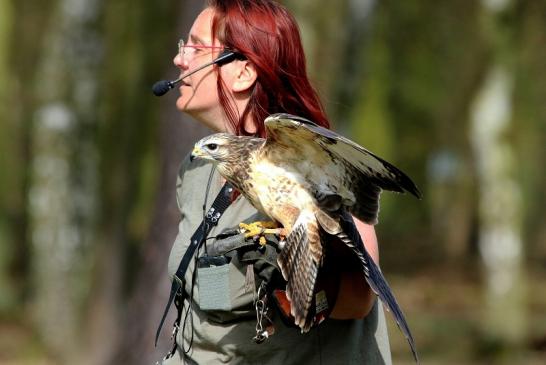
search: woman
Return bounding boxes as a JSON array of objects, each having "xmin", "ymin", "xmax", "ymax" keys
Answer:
[{"xmin": 163, "ymin": 0, "xmax": 392, "ymax": 364}]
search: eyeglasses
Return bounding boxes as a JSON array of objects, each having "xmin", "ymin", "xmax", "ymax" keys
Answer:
[{"xmin": 178, "ymin": 39, "xmax": 224, "ymax": 59}]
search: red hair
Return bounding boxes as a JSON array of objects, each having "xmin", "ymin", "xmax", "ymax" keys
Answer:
[{"xmin": 208, "ymin": 0, "xmax": 330, "ymax": 137}]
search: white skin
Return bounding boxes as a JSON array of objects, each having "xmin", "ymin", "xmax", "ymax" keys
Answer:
[
  {"xmin": 173, "ymin": 8, "xmax": 256, "ymax": 134},
  {"xmin": 174, "ymin": 7, "xmax": 378, "ymax": 319}
]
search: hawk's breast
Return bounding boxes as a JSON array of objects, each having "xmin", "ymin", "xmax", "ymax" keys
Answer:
[{"xmin": 244, "ymin": 156, "xmax": 315, "ymax": 230}]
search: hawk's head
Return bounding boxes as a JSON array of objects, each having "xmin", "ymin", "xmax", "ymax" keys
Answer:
[
  {"xmin": 191, "ymin": 133, "xmax": 263, "ymax": 186},
  {"xmin": 190, "ymin": 134, "xmax": 235, "ymax": 164}
]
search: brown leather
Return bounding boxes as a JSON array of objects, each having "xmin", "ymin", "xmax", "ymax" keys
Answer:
[
  {"xmin": 271, "ymin": 263, "xmax": 339, "ymax": 328},
  {"xmin": 272, "ymin": 289, "xmax": 294, "ymax": 322}
]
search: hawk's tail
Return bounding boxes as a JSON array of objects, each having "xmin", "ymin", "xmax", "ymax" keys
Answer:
[
  {"xmin": 277, "ymin": 212, "xmax": 322, "ymax": 333},
  {"xmin": 337, "ymin": 216, "xmax": 419, "ymax": 364}
]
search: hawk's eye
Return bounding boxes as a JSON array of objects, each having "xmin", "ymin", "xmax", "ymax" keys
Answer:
[{"xmin": 207, "ymin": 143, "xmax": 218, "ymax": 151}]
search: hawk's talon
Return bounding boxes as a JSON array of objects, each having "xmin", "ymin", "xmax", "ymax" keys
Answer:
[
  {"xmin": 239, "ymin": 221, "xmax": 279, "ymax": 237},
  {"xmin": 239, "ymin": 221, "xmax": 286, "ymax": 246}
]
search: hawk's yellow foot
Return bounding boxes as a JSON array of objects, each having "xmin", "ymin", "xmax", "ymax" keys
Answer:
[
  {"xmin": 239, "ymin": 221, "xmax": 278, "ymax": 236},
  {"xmin": 239, "ymin": 221, "xmax": 286, "ymax": 246}
]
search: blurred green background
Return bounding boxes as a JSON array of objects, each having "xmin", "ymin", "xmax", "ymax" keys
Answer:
[{"xmin": 1, "ymin": 0, "xmax": 545, "ymax": 364}]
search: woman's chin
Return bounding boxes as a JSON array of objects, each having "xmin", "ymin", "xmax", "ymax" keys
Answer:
[{"xmin": 175, "ymin": 97, "xmax": 191, "ymax": 112}]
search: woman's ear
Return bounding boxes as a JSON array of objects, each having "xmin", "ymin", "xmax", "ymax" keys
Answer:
[{"xmin": 231, "ymin": 60, "xmax": 257, "ymax": 93}]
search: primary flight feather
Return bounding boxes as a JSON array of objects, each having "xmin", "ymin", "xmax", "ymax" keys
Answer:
[{"xmin": 190, "ymin": 113, "xmax": 422, "ymax": 363}]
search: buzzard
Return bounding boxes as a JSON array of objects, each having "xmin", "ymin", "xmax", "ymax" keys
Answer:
[{"xmin": 191, "ymin": 113, "xmax": 421, "ymax": 362}]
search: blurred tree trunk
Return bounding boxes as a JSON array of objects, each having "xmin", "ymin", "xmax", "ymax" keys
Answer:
[
  {"xmin": 469, "ymin": 0, "xmax": 527, "ymax": 347},
  {"xmin": 0, "ymin": 0, "xmax": 16, "ymax": 312},
  {"xmin": 78, "ymin": 0, "xmax": 184, "ymax": 363},
  {"xmin": 25, "ymin": 0, "xmax": 103, "ymax": 362},
  {"xmin": 513, "ymin": 1, "xmax": 546, "ymax": 265},
  {"xmin": 108, "ymin": 1, "xmax": 211, "ymax": 363},
  {"xmin": 2, "ymin": 0, "xmax": 57, "ymax": 317}
]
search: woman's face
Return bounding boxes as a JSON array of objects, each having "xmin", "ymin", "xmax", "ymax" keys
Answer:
[{"xmin": 173, "ymin": 8, "xmax": 228, "ymax": 132}]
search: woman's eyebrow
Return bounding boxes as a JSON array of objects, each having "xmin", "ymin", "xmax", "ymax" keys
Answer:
[{"xmin": 189, "ymin": 34, "xmax": 206, "ymax": 45}]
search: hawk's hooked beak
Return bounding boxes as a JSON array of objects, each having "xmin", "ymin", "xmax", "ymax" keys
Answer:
[{"xmin": 190, "ymin": 146, "xmax": 201, "ymax": 162}]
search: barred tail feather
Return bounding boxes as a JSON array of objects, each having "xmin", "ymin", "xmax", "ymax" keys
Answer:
[{"xmin": 277, "ymin": 216, "xmax": 321, "ymax": 332}]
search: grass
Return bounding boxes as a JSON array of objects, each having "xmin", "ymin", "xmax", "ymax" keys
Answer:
[{"xmin": 386, "ymin": 267, "xmax": 546, "ymax": 364}]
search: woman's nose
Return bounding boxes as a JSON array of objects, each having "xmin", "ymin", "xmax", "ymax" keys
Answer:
[{"xmin": 173, "ymin": 53, "xmax": 189, "ymax": 70}]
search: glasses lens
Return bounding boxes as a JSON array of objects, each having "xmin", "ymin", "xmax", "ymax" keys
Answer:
[
  {"xmin": 178, "ymin": 39, "xmax": 185, "ymax": 57},
  {"xmin": 177, "ymin": 39, "xmax": 225, "ymax": 59}
]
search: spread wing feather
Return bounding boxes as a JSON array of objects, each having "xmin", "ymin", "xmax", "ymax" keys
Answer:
[
  {"xmin": 337, "ymin": 213, "xmax": 419, "ymax": 363},
  {"xmin": 264, "ymin": 113, "xmax": 421, "ymax": 225}
]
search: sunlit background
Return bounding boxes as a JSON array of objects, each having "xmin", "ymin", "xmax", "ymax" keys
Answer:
[{"xmin": 1, "ymin": 0, "xmax": 545, "ymax": 364}]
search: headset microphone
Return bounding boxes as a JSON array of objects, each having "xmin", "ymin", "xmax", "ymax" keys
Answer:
[{"xmin": 152, "ymin": 50, "xmax": 241, "ymax": 96}]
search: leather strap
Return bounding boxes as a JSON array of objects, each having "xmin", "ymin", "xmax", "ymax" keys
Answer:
[{"xmin": 155, "ymin": 182, "xmax": 234, "ymax": 348}]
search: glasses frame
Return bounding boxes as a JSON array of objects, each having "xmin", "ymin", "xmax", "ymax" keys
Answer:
[{"xmin": 178, "ymin": 39, "xmax": 225, "ymax": 59}]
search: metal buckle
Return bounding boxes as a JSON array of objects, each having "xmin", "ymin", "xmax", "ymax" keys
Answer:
[
  {"xmin": 206, "ymin": 207, "xmax": 221, "ymax": 223},
  {"xmin": 253, "ymin": 282, "xmax": 272, "ymax": 344}
]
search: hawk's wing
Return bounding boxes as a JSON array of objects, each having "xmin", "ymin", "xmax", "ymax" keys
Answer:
[
  {"xmin": 263, "ymin": 113, "xmax": 421, "ymax": 225},
  {"xmin": 263, "ymin": 113, "xmax": 420, "ymax": 362}
]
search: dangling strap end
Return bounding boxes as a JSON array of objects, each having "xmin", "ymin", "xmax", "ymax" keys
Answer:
[{"xmin": 155, "ymin": 280, "xmax": 182, "ymax": 347}]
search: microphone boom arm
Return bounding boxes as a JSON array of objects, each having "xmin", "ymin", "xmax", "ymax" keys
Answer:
[{"xmin": 152, "ymin": 50, "xmax": 240, "ymax": 96}]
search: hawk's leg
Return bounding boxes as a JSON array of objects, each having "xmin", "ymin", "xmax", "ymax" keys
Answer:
[{"xmin": 239, "ymin": 221, "xmax": 287, "ymax": 246}]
